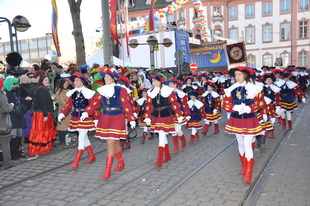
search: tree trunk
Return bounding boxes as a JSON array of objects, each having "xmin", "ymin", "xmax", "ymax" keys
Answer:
[{"xmin": 67, "ymin": 0, "xmax": 86, "ymax": 68}]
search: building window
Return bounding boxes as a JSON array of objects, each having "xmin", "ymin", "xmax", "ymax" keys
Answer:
[
  {"xmin": 299, "ymin": 51, "xmax": 308, "ymax": 66},
  {"xmin": 263, "ymin": 25, "xmax": 272, "ymax": 42},
  {"xmin": 30, "ymin": 51, "xmax": 38, "ymax": 59},
  {"xmin": 263, "ymin": 2, "xmax": 272, "ymax": 16},
  {"xmin": 245, "ymin": 5, "xmax": 254, "ymax": 18},
  {"xmin": 20, "ymin": 42, "xmax": 29, "ymax": 50},
  {"xmin": 38, "ymin": 40, "xmax": 46, "ymax": 48},
  {"xmin": 39, "ymin": 51, "xmax": 47, "ymax": 57},
  {"xmin": 194, "ymin": 9, "xmax": 198, "ymax": 18},
  {"xmin": 214, "ymin": 29, "xmax": 222, "ymax": 37},
  {"xmin": 229, "ymin": 28, "xmax": 238, "ymax": 40},
  {"xmin": 263, "ymin": 54, "xmax": 273, "ymax": 66},
  {"xmin": 281, "ymin": 23, "xmax": 290, "ymax": 40},
  {"xmin": 300, "ymin": 0, "xmax": 309, "ymax": 10},
  {"xmin": 167, "ymin": 14, "xmax": 175, "ymax": 23},
  {"xmin": 299, "ymin": 21, "xmax": 308, "ymax": 38},
  {"xmin": 281, "ymin": 0, "xmax": 290, "ymax": 13},
  {"xmin": 22, "ymin": 53, "xmax": 30, "ymax": 60},
  {"xmin": 30, "ymin": 41, "xmax": 37, "ymax": 49},
  {"xmin": 214, "ymin": 7, "xmax": 221, "ymax": 16},
  {"xmin": 128, "ymin": 0, "xmax": 134, "ymax": 7},
  {"xmin": 246, "ymin": 27, "xmax": 255, "ymax": 43},
  {"xmin": 179, "ymin": 10, "xmax": 185, "ymax": 20},
  {"xmin": 281, "ymin": 53, "xmax": 290, "ymax": 67},
  {"xmin": 229, "ymin": 7, "xmax": 237, "ymax": 20},
  {"xmin": 247, "ymin": 55, "xmax": 255, "ymax": 68}
]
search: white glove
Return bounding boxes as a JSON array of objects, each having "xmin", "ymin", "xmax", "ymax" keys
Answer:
[
  {"xmin": 263, "ymin": 114, "xmax": 268, "ymax": 122},
  {"xmin": 186, "ymin": 116, "xmax": 191, "ymax": 121},
  {"xmin": 241, "ymin": 105, "xmax": 251, "ymax": 114},
  {"xmin": 94, "ymin": 120, "xmax": 98, "ymax": 127},
  {"xmin": 270, "ymin": 118, "xmax": 275, "ymax": 125},
  {"xmin": 43, "ymin": 116, "xmax": 48, "ymax": 122},
  {"xmin": 10, "ymin": 103, "xmax": 14, "ymax": 107},
  {"xmin": 58, "ymin": 113, "xmax": 65, "ymax": 122},
  {"xmin": 129, "ymin": 121, "xmax": 136, "ymax": 129},
  {"xmin": 227, "ymin": 113, "xmax": 231, "ymax": 120},
  {"xmin": 80, "ymin": 112, "xmax": 89, "ymax": 121},
  {"xmin": 232, "ymin": 105, "xmax": 243, "ymax": 113},
  {"xmin": 302, "ymin": 98, "xmax": 306, "ymax": 103},
  {"xmin": 133, "ymin": 113, "xmax": 138, "ymax": 118},
  {"xmin": 144, "ymin": 118, "xmax": 151, "ymax": 125},
  {"xmin": 275, "ymin": 107, "xmax": 281, "ymax": 116},
  {"xmin": 204, "ymin": 119, "xmax": 209, "ymax": 124},
  {"xmin": 177, "ymin": 116, "xmax": 184, "ymax": 124},
  {"xmin": 213, "ymin": 109, "xmax": 218, "ymax": 114}
]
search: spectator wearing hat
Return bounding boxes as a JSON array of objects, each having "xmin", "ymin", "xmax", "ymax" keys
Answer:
[
  {"xmin": 58, "ymin": 73, "xmax": 96, "ymax": 169},
  {"xmin": 275, "ymin": 72, "xmax": 306, "ymax": 130},
  {"xmin": 222, "ymin": 66, "xmax": 265, "ymax": 184},
  {"xmin": 28, "ymin": 76, "xmax": 57, "ymax": 160},
  {"xmin": 187, "ymin": 90, "xmax": 207, "ymax": 143},
  {"xmin": 201, "ymin": 81, "xmax": 221, "ymax": 136},
  {"xmin": 143, "ymin": 73, "xmax": 183, "ymax": 167},
  {"xmin": 80, "ymin": 64, "xmax": 93, "ymax": 84},
  {"xmin": 0, "ymin": 79, "xmax": 14, "ymax": 169},
  {"xmin": 167, "ymin": 78, "xmax": 191, "ymax": 152},
  {"xmin": 82, "ymin": 69, "xmax": 136, "ymax": 179}
]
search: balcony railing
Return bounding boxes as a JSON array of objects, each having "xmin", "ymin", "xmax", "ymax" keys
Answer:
[{"xmin": 212, "ymin": 15, "xmax": 224, "ymax": 21}]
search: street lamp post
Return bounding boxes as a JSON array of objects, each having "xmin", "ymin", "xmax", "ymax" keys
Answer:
[
  {"xmin": 0, "ymin": 17, "xmax": 14, "ymax": 52},
  {"xmin": 11, "ymin": 15, "xmax": 31, "ymax": 53},
  {"xmin": 129, "ymin": 35, "xmax": 173, "ymax": 70}
]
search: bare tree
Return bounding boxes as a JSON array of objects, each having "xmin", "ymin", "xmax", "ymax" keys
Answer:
[{"xmin": 67, "ymin": 0, "xmax": 86, "ymax": 67}]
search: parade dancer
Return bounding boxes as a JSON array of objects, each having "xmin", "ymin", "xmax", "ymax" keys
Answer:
[
  {"xmin": 167, "ymin": 78, "xmax": 191, "ymax": 152},
  {"xmin": 212, "ymin": 71, "xmax": 223, "ymax": 95},
  {"xmin": 83, "ymin": 69, "xmax": 136, "ymax": 179},
  {"xmin": 275, "ymin": 72, "xmax": 306, "ymax": 130},
  {"xmin": 201, "ymin": 81, "xmax": 221, "ymax": 136},
  {"xmin": 182, "ymin": 76, "xmax": 198, "ymax": 97},
  {"xmin": 143, "ymin": 73, "xmax": 183, "ymax": 167},
  {"xmin": 262, "ymin": 73, "xmax": 281, "ymax": 138},
  {"xmin": 222, "ymin": 67, "xmax": 265, "ymax": 184},
  {"xmin": 137, "ymin": 88, "xmax": 152, "ymax": 143},
  {"xmin": 58, "ymin": 73, "xmax": 96, "ymax": 169},
  {"xmin": 199, "ymin": 73, "xmax": 211, "ymax": 95},
  {"xmin": 187, "ymin": 90, "xmax": 207, "ymax": 143}
]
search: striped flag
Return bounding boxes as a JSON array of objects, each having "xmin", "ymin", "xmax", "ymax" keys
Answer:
[
  {"xmin": 51, "ymin": 0, "xmax": 61, "ymax": 57},
  {"xmin": 146, "ymin": 0, "xmax": 156, "ymax": 32}
]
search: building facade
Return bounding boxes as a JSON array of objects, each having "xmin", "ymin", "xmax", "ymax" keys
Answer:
[{"xmin": 126, "ymin": 0, "xmax": 310, "ymax": 68}]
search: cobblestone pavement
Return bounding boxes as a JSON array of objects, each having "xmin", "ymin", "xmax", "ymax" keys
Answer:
[{"xmin": 0, "ymin": 102, "xmax": 308, "ymax": 206}]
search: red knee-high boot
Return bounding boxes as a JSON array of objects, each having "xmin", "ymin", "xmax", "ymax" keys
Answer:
[
  {"xmin": 155, "ymin": 147, "xmax": 164, "ymax": 167},
  {"xmin": 243, "ymin": 158, "xmax": 254, "ymax": 184},
  {"xmin": 149, "ymin": 132, "xmax": 155, "ymax": 140},
  {"xmin": 120, "ymin": 140, "xmax": 125, "ymax": 151},
  {"xmin": 288, "ymin": 120, "xmax": 292, "ymax": 130},
  {"xmin": 85, "ymin": 145, "xmax": 96, "ymax": 164},
  {"xmin": 123, "ymin": 136, "xmax": 131, "ymax": 150},
  {"xmin": 163, "ymin": 144, "xmax": 171, "ymax": 163},
  {"xmin": 102, "ymin": 156, "xmax": 114, "ymax": 179},
  {"xmin": 252, "ymin": 142, "xmax": 255, "ymax": 151},
  {"xmin": 277, "ymin": 116, "xmax": 283, "ymax": 123},
  {"xmin": 179, "ymin": 134, "xmax": 187, "ymax": 149},
  {"xmin": 114, "ymin": 152, "xmax": 125, "ymax": 171},
  {"xmin": 190, "ymin": 134, "xmax": 195, "ymax": 143},
  {"xmin": 269, "ymin": 129, "xmax": 275, "ymax": 138},
  {"xmin": 141, "ymin": 132, "xmax": 147, "ymax": 144},
  {"xmin": 239, "ymin": 153, "xmax": 246, "ymax": 175},
  {"xmin": 282, "ymin": 118, "xmax": 287, "ymax": 129},
  {"xmin": 195, "ymin": 132, "xmax": 200, "ymax": 141},
  {"xmin": 214, "ymin": 123, "xmax": 219, "ymax": 134},
  {"xmin": 202, "ymin": 124, "xmax": 209, "ymax": 136},
  {"xmin": 171, "ymin": 135, "xmax": 179, "ymax": 153},
  {"xmin": 71, "ymin": 149, "xmax": 84, "ymax": 168}
]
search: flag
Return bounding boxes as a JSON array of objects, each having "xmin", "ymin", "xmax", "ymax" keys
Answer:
[
  {"xmin": 226, "ymin": 42, "xmax": 246, "ymax": 64},
  {"xmin": 146, "ymin": 0, "xmax": 155, "ymax": 32},
  {"xmin": 124, "ymin": 0, "xmax": 130, "ymax": 56},
  {"xmin": 109, "ymin": 0, "xmax": 121, "ymax": 45},
  {"xmin": 51, "ymin": 0, "xmax": 61, "ymax": 57}
]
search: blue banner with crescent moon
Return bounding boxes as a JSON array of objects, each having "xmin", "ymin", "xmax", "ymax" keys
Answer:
[{"xmin": 190, "ymin": 42, "xmax": 227, "ymax": 68}]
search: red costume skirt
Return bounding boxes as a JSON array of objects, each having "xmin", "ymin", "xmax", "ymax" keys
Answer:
[
  {"xmin": 225, "ymin": 116, "xmax": 264, "ymax": 135},
  {"xmin": 267, "ymin": 104, "xmax": 276, "ymax": 118},
  {"xmin": 95, "ymin": 113, "xmax": 127, "ymax": 140},
  {"xmin": 173, "ymin": 115, "xmax": 187, "ymax": 125},
  {"xmin": 68, "ymin": 116, "xmax": 95, "ymax": 131},
  {"xmin": 187, "ymin": 120, "xmax": 202, "ymax": 129},
  {"xmin": 206, "ymin": 111, "xmax": 221, "ymax": 122},
  {"xmin": 28, "ymin": 112, "xmax": 57, "ymax": 156},
  {"xmin": 139, "ymin": 117, "xmax": 148, "ymax": 128},
  {"xmin": 150, "ymin": 115, "xmax": 175, "ymax": 134},
  {"xmin": 260, "ymin": 120, "xmax": 273, "ymax": 131},
  {"xmin": 280, "ymin": 101, "xmax": 297, "ymax": 111}
]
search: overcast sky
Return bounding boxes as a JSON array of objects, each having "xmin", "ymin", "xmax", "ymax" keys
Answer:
[{"xmin": 0, "ymin": 0, "xmax": 102, "ymax": 42}]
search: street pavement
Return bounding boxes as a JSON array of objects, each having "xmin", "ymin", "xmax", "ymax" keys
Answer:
[{"xmin": 0, "ymin": 102, "xmax": 309, "ymax": 206}]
